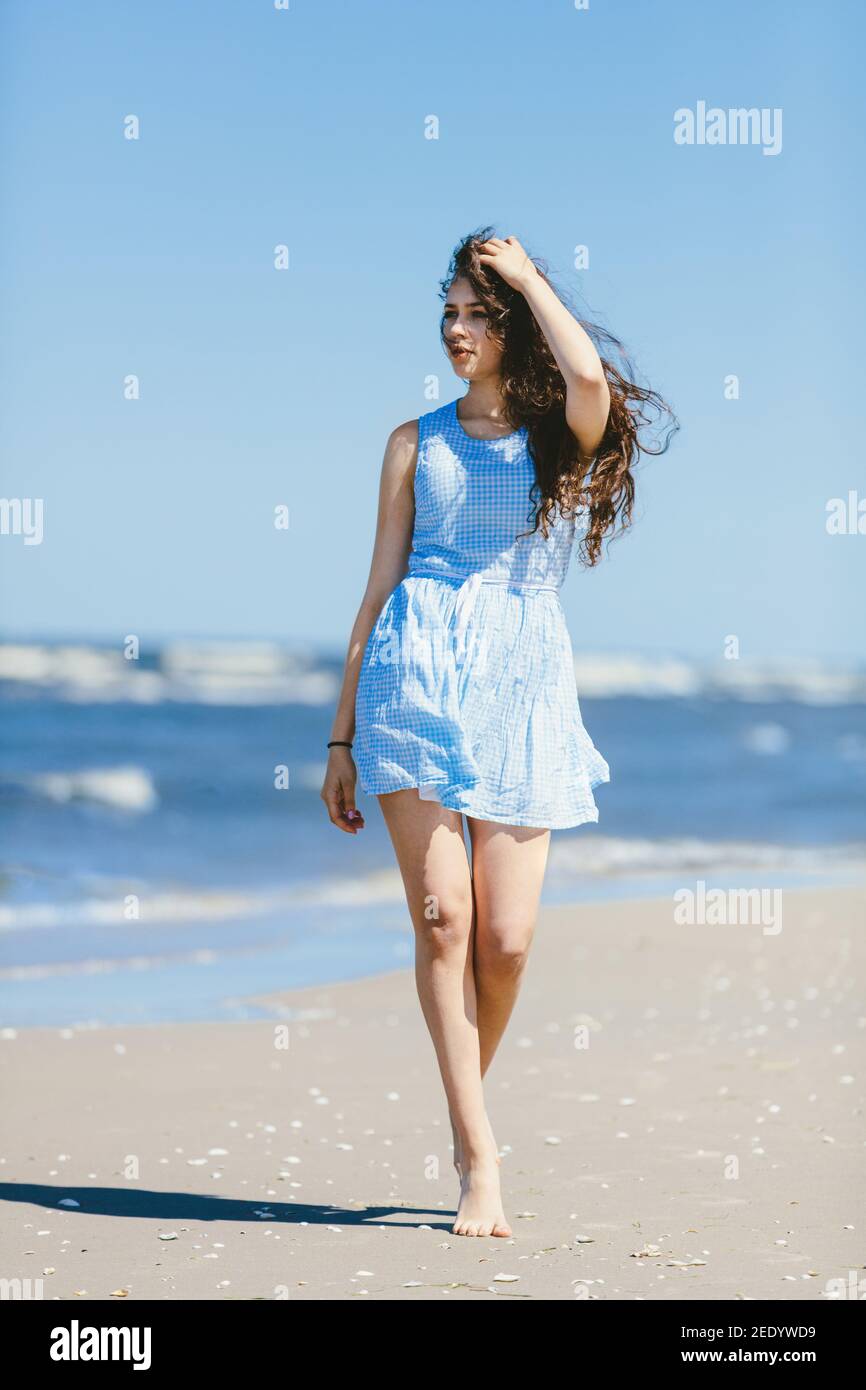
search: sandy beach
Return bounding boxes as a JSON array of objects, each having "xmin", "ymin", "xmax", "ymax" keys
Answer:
[{"xmin": 1, "ymin": 885, "xmax": 863, "ymax": 1302}]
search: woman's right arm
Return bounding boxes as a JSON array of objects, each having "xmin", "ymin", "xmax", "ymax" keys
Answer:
[{"xmin": 320, "ymin": 418, "xmax": 419, "ymax": 833}]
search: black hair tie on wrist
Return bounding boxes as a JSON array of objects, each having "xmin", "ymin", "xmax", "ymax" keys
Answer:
[{"xmin": 327, "ymin": 740, "xmax": 353, "ymax": 749}]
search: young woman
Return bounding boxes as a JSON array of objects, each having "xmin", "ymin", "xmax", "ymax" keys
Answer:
[{"xmin": 320, "ymin": 228, "xmax": 675, "ymax": 1239}]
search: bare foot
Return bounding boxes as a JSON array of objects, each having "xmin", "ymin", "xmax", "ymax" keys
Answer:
[
  {"xmin": 452, "ymin": 1151, "xmax": 512, "ymax": 1238},
  {"xmin": 450, "ymin": 1111, "xmax": 501, "ymax": 1178}
]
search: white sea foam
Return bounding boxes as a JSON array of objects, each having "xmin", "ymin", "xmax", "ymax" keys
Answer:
[
  {"xmin": 740, "ymin": 722, "xmax": 792, "ymax": 755},
  {"xmin": 10, "ymin": 765, "xmax": 158, "ymax": 811},
  {"xmin": 1, "ymin": 840, "xmax": 861, "ymax": 933},
  {"xmin": 0, "ymin": 642, "xmax": 863, "ymax": 705},
  {"xmin": 572, "ymin": 653, "xmax": 866, "ymax": 704},
  {"xmin": 0, "ymin": 887, "xmax": 267, "ymax": 930},
  {"xmin": 0, "ymin": 870, "xmax": 408, "ymax": 931},
  {"xmin": 548, "ymin": 835, "xmax": 865, "ymax": 879},
  {"xmin": 0, "ymin": 642, "xmax": 339, "ymax": 705}
]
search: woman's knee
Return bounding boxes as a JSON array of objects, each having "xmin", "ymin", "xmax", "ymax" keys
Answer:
[
  {"xmin": 475, "ymin": 918, "xmax": 535, "ymax": 969},
  {"xmin": 412, "ymin": 888, "xmax": 473, "ymax": 950}
]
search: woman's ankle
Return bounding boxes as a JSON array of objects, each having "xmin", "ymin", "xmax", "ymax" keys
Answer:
[{"xmin": 459, "ymin": 1134, "xmax": 499, "ymax": 1167}]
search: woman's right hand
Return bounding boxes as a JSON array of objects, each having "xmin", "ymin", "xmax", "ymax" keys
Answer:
[{"xmin": 320, "ymin": 747, "xmax": 365, "ymax": 834}]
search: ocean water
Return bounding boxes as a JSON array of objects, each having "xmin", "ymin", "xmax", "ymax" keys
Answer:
[{"xmin": 1, "ymin": 641, "xmax": 864, "ymax": 1026}]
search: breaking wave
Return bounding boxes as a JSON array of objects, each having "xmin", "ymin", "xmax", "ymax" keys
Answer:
[{"xmin": 1, "ymin": 642, "xmax": 864, "ymax": 705}]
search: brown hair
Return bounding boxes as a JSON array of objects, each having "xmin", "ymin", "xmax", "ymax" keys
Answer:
[{"xmin": 439, "ymin": 226, "xmax": 679, "ymax": 566}]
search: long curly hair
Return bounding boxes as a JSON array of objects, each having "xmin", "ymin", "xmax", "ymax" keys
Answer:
[{"xmin": 438, "ymin": 226, "xmax": 679, "ymax": 566}]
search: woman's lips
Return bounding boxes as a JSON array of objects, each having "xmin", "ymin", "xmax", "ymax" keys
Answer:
[{"xmin": 450, "ymin": 346, "xmax": 470, "ymax": 359}]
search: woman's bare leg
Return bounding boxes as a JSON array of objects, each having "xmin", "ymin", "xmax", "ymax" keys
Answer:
[
  {"xmin": 377, "ymin": 788, "xmax": 510, "ymax": 1237},
  {"xmin": 457, "ymin": 818, "xmax": 551, "ymax": 1163},
  {"xmin": 468, "ymin": 819, "xmax": 551, "ymax": 1072}
]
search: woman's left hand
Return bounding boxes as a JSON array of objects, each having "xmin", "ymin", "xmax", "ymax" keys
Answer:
[{"xmin": 476, "ymin": 236, "xmax": 538, "ymax": 293}]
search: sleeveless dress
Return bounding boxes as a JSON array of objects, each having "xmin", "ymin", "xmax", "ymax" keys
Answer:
[{"xmin": 353, "ymin": 397, "xmax": 610, "ymax": 829}]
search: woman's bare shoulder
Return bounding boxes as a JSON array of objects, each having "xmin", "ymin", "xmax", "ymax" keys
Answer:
[
  {"xmin": 386, "ymin": 418, "xmax": 419, "ymax": 453},
  {"xmin": 381, "ymin": 418, "xmax": 419, "ymax": 482}
]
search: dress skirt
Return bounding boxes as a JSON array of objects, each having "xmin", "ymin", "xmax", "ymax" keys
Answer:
[{"xmin": 354, "ymin": 572, "xmax": 609, "ymax": 830}]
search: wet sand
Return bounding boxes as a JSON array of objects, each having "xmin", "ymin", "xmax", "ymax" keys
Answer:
[{"xmin": 1, "ymin": 886, "xmax": 863, "ymax": 1301}]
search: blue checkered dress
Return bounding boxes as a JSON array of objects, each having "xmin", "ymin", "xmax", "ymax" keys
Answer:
[{"xmin": 353, "ymin": 398, "xmax": 610, "ymax": 829}]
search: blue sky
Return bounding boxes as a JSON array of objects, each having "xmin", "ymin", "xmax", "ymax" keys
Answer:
[{"xmin": 1, "ymin": 0, "xmax": 863, "ymax": 663}]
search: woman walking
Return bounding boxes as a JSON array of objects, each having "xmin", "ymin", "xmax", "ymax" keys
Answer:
[{"xmin": 321, "ymin": 228, "xmax": 674, "ymax": 1238}]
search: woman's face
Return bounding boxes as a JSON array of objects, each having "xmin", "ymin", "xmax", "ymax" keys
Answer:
[{"xmin": 441, "ymin": 276, "xmax": 503, "ymax": 380}]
